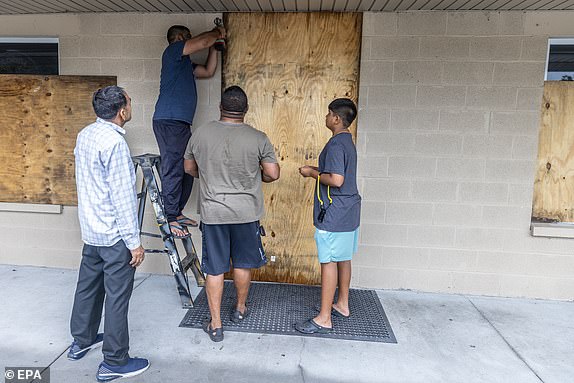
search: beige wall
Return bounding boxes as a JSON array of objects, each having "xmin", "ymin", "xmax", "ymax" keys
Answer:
[{"xmin": 0, "ymin": 11, "xmax": 573, "ymax": 300}]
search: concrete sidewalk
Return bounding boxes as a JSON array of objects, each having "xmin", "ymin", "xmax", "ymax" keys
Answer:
[{"xmin": 0, "ymin": 264, "xmax": 572, "ymax": 383}]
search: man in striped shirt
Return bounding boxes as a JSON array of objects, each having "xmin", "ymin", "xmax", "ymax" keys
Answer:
[{"xmin": 69, "ymin": 86, "xmax": 149, "ymax": 382}]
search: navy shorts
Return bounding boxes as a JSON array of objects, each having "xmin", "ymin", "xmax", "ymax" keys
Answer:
[{"xmin": 200, "ymin": 221, "xmax": 267, "ymax": 275}]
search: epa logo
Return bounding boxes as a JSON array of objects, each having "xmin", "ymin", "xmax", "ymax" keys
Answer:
[{"xmin": 5, "ymin": 367, "xmax": 50, "ymax": 382}]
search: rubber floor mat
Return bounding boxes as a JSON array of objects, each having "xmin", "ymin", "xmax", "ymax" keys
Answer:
[{"xmin": 179, "ymin": 281, "xmax": 397, "ymax": 343}]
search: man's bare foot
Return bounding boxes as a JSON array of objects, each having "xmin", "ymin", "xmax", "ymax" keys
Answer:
[{"xmin": 169, "ymin": 222, "xmax": 189, "ymax": 238}]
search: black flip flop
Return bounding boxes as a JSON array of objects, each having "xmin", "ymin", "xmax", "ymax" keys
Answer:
[
  {"xmin": 230, "ymin": 307, "xmax": 248, "ymax": 323},
  {"xmin": 169, "ymin": 223, "xmax": 190, "ymax": 239},
  {"xmin": 331, "ymin": 307, "xmax": 350, "ymax": 318},
  {"xmin": 294, "ymin": 319, "xmax": 333, "ymax": 334},
  {"xmin": 177, "ymin": 216, "xmax": 198, "ymax": 227},
  {"xmin": 202, "ymin": 319, "xmax": 224, "ymax": 342}
]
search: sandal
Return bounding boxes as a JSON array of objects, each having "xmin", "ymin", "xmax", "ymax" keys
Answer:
[
  {"xmin": 294, "ymin": 319, "xmax": 333, "ymax": 334},
  {"xmin": 176, "ymin": 216, "xmax": 198, "ymax": 227},
  {"xmin": 230, "ymin": 307, "xmax": 248, "ymax": 323},
  {"xmin": 332, "ymin": 307, "xmax": 350, "ymax": 318},
  {"xmin": 169, "ymin": 223, "xmax": 190, "ymax": 239},
  {"xmin": 202, "ymin": 319, "xmax": 224, "ymax": 342}
]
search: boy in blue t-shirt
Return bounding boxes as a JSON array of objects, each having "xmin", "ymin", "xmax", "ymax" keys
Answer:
[{"xmin": 295, "ymin": 98, "xmax": 361, "ymax": 334}]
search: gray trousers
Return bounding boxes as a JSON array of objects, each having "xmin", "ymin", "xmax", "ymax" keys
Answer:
[{"xmin": 70, "ymin": 240, "xmax": 135, "ymax": 366}]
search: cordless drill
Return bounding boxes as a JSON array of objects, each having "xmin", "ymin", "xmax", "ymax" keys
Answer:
[{"xmin": 214, "ymin": 18, "xmax": 226, "ymax": 52}]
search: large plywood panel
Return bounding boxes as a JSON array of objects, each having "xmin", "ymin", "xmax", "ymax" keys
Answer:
[
  {"xmin": 223, "ymin": 12, "xmax": 362, "ymax": 284},
  {"xmin": 532, "ymin": 81, "xmax": 574, "ymax": 222},
  {"xmin": 0, "ymin": 75, "xmax": 116, "ymax": 205}
]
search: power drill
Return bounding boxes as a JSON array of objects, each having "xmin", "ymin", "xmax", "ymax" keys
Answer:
[{"xmin": 214, "ymin": 18, "xmax": 226, "ymax": 52}]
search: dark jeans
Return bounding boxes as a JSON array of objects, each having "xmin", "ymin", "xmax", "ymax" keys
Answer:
[
  {"xmin": 70, "ymin": 241, "xmax": 135, "ymax": 366},
  {"xmin": 153, "ymin": 119, "xmax": 194, "ymax": 222}
]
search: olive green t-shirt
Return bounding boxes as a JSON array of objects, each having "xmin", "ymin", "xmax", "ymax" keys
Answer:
[{"xmin": 184, "ymin": 120, "xmax": 277, "ymax": 224}]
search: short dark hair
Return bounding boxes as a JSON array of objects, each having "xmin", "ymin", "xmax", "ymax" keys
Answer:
[
  {"xmin": 221, "ymin": 86, "xmax": 248, "ymax": 114},
  {"xmin": 167, "ymin": 25, "xmax": 190, "ymax": 43},
  {"xmin": 92, "ymin": 86, "xmax": 127, "ymax": 120},
  {"xmin": 328, "ymin": 98, "xmax": 357, "ymax": 128}
]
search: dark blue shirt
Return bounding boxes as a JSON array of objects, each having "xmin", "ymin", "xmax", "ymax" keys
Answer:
[
  {"xmin": 314, "ymin": 132, "xmax": 361, "ymax": 232},
  {"xmin": 153, "ymin": 40, "xmax": 198, "ymax": 124}
]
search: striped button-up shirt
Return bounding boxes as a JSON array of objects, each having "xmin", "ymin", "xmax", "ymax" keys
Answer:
[{"xmin": 74, "ymin": 117, "xmax": 140, "ymax": 250}]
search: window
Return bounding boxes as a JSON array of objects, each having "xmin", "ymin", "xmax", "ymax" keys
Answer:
[
  {"xmin": 0, "ymin": 37, "xmax": 59, "ymax": 75},
  {"xmin": 545, "ymin": 38, "xmax": 574, "ymax": 81}
]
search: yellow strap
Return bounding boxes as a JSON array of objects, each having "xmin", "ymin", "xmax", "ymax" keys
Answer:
[{"xmin": 316, "ymin": 175, "xmax": 332, "ymax": 206}]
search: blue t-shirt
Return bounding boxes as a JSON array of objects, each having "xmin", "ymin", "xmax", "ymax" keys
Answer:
[
  {"xmin": 153, "ymin": 40, "xmax": 198, "ymax": 124},
  {"xmin": 314, "ymin": 132, "xmax": 361, "ymax": 232}
]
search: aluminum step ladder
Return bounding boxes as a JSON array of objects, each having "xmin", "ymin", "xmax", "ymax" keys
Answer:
[{"xmin": 132, "ymin": 153, "xmax": 204, "ymax": 308}]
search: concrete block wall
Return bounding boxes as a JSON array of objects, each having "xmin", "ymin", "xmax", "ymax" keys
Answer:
[
  {"xmin": 357, "ymin": 11, "xmax": 574, "ymax": 300},
  {"xmin": 0, "ymin": 11, "xmax": 573, "ymax": 299}
]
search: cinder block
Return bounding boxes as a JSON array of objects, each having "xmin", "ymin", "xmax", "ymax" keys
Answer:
[
  {"xmin": 547, "ymin": 278, "xmax": 574, "ymax": 300},
  {"xmin": 79, "ymin": 36, "xmax": 123, "ymax": 58},
  {"xmin": 59, "ymin": 58, "xmax": 101, "ymax": 75},
  {"xmin": 428, "ymin": 248, "xmax": 478, "ymax": 271},
  {"xmin": 447, "ymin": 12, "xmax": 499, "ymax": 36},
  {"xmin": 358, "ymin": 156, "xmax": 389, "ymax": 178},
  {"xmin": 475, "ymin": 251, "xmax": 528, "ymax": 274},
  {"xmin": 469, "ymin": 37, "xmax": 522, "ymax": 60},
  {"xmin": 503, "ymin": 228, "xmax": 574, "ymax": 255},
  {"xmin": 508, "ymin": 184, "xmax": 532, "ymax": 206},
  {"xmin": 368, "ymin": 85, "xmax": 417, "ymax": 108},
  {"xmin": 485, "ymin": 159, "xmax": 535, "ymax": 183},
  {"xmin": 451, "ymin": 271, "xmax": 501, "ymax": 295},
  {"xmin": 408, "ymin": 225, "xmax": 456, "ymax": 247},
  {"xmin": 126, "ymin": 102, "xmax": 145, "ymax": 127},
  {"xmin": 439, "ymin": 110, "xmax": 489, "ymax": 133},
  {"xmin": 359, "ymin": 83, "xmax": 369, "ymax": 109},
  {"xmin": 459, "ymin": 182, "xmax": 509, "ymax": 204},
  {"xmin": 363, "ymin": 178, "xmax": 412, "ymax": 201},
  {"xmin": 0, "ymin": 14, "xmax": 79, "ymax": 36},
  {"xmin": 517, "ymin": 87, "xmax": 544, "ymax": 111},
  {"xmin": 360, "ymin": 201, "xmax": 387, "ymax": 223},
  {"xmin": 101, "ymin": 59, "xmax": 144, "ymax": 81},
  {"xmin": 143, "ymin": 13, "xmax": 189, "ymax": 36},
  {"xmin": 355, "ymin": 266, "xmax": 404, "ymax": 289},
  {"xmin": 499, "ymin": 12, "xmax": 524, "ymax": 35},
  {"xmin": 491, "ymin": 111, "xmax": 541, "ymax": 136},
  {"xmin": 499, "ymin": 275, "xmax": 556, "ymax": 299},
  {"xmin": 419, "ymin": 37, "xmax": 470, "ymax": 59},
  {"xmin": 466, "ymin": 86, "xmax": 517, "ymax": 110},
  {"xmin": 357, "ymin": 107, "xmax": 391, "ymax": 132},
  {"xmin": 381, "ymin": 246, "xmax": 430, "ymax": 269},
  {"xmin": 493, "ymin": 62, "xmax": 546, "ymax": 87},
  {"xmin": 455, "ymin": 227, "xmax": 506, "ymax": 250},
  {"xmin": 397, "ymin": 12, "xmax": 447, "ymax": 36},
  {"xmin": 363, "ymin": 13, "xmax": 397, "ymax": 36},
  {"xmin": 354, "ymin": 245, "xmax": 384, "ymax": 267},
  {"xmin": 360, "ymin": 223, "xmax": 409, "ymax": 246},
  {"xmin": 433, "ymin": 203, "xmax": 482, "ymax": 226},
  {"xmin": 385, "ymin": 202, "xmax": 433, "ymax": 224},
  {"xmin": 402, "ymin": 269, "xmax": 431, "ymax": 291},
  {"xmin": 391, "ymin": 109, "xmax": 440, "ymax": 131},
  {"xmin": 78, "ymin": 13, "xmax": 101, "ymax": 34},
  {"xmin": 482, "ymin": 205, "xmax": 532, "ymax": 228},
  {"xmin": 188, "ymin": 14, "xmax": 214, "ymax": 33},
  {"xmin": 365, "ymin": 132, "xmax": 415, "ymax": 155},
  {"xmin": 442, "ymin": 62, "xmax": 494, "ymax": 86},
  {"xmin": 524, "ymin": 11, "xmax": 574, "ymax": 36},
  {"xmin": 371, "ymin": 37, "xmax": 420, "ymax": 60},
  {"xmin": 393, "ymin": 61, "xmax": 442, "ymax": 84},
  {"xmin": 416, "ymin": 86, "xmax": 466, "ymax": 108},
  {"xmin": 412, "ymin": 180, "xmax": 457, "ymax": 201},
  {"xmin": 521, "ymin": 36, "xmax": 549, "ymax": 60},
  {"xmin": 414, "ymin": 134, "xmax": 462, "ymax": 156},
  {"xmin": 59, "ymin": 37, "xmax": 80, "ymax": 58},
  {"xmin": 425, "ymin": 270, "xmax": 455, "ymax": 293},
  {"xmin": 463, "ymin": 135, "xmax": 513, "ymax": 159},
  {"xmin": 195, "ymin": 79, "xmax": 210, "ymax": 106},
  {"xmin": 121, "ymin": 81, "xmax": 159, "ymax": 105},
  {"xmin": 388, "ymin": 157, "xmax": 437, "ymax": 178},
  {"xmin": 361, "ymin": 60, "xmax": 394, "ymax": 85},
  {"xmin": 437, "ymin": 158, "xmax": 486, "ymax": 180},
  {"xmin": 122, "ymin": 36, "xmax": 166, "ymax": 59},
  {"xmin": 143, "ymin": 59, "xmax": 161, "ymax": 82},
  {"xmin": 512, "ymin": 136, "xmax": 538, "ymax": 160},
  {"xmin": 101, "ymin": 13, "xmax": 143, "ymax": 35}
]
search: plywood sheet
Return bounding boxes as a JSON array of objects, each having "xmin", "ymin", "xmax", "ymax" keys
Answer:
[
  {"xmin": 223, "ymin": 12, "xmax": 362, "ymax": 284},
  {"xmin": 0, "ymin": 75, "xmax": 116, "ymax": 205},
  {"xmin": 532, "ymin": 81, "xmax": 574, "ymax": 222}
]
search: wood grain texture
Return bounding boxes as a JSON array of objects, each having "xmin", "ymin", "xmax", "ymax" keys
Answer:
[
  {"xmin": 532, "ymin": 81, "xmax": 574, "ymax": 222},
  {"xmin": 0, "ymin": 75, "xmax": 116, "ymax": 205},
  {"xmin": 222, "ymin": 12, "xmax": 362, "ymax": 284}
]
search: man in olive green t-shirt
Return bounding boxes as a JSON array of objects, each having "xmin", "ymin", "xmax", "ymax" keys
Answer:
[{"xmin": 184, "ymin": 86, "xmax": 280, "ymax": 342}]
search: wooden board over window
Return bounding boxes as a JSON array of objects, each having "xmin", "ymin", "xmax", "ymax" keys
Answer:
[
  {"xmin": 222, "ymin": 13, "xmax": 362, "ymax": 285},
  {"xmin": 532, "ymin": 81, "xmax": 574, "ymax": 222},
  {"xmin": 0, "ymin": 75, "xmax": 116, "ymax": 206}
]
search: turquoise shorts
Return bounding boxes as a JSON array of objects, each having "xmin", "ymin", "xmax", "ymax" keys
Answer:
[{"xmin": 314, "ymin": 228, "xmax": 359, "ymax": 264}]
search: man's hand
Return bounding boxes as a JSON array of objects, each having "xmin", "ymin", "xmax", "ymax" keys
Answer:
[
  {"xmin": 299, "ymin": 165, "xmax": 318, "ymax": 178},
  {"xmin": 214, "ymin": 26, "xmax": 226, "ymax": 39},
  {"xmin": 130, "ymin": 245, "xmax": 145, "ymax": 268}
]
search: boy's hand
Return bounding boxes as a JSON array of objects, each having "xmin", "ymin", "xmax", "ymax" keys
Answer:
[{"xmin": 299, "ymin": 165, "xmax": 317, "ymax": 178}]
